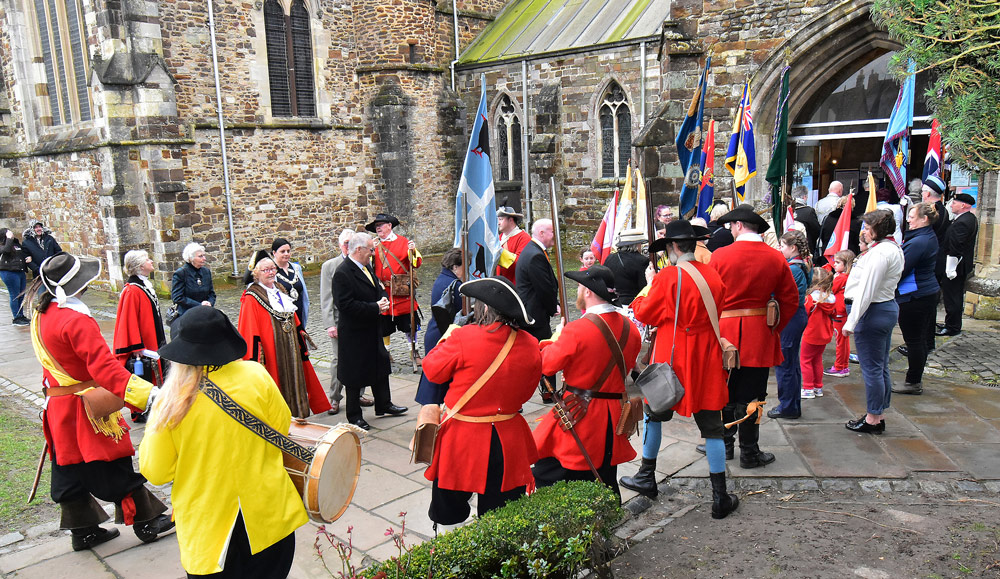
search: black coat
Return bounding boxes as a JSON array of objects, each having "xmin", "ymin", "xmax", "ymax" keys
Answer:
[
  {"xmin": 794, "ymin": 205, "xmax": 821, "ymax": 256},
  {"xmin": 931, "ymin": 200, "xmax": 950, "ymax": 245},
  {"xmin": 706, "ymin": 225, "xmax": 734, "ymax": 252},
  {"xmin": 333, "ymin": 258, "xmax": 391, "ymax": 386},
  {"xmin": 0, "ymin": 232, "xmax": 28, "ymax": 272},
  {"xmin": 20, "ymin": 231, "xmax": 61, "ymax": 273},
  {"xmin": 170, "ymin": 263, "xmax": 216, "ymax": 316},
  {"xmin": 937, "ymin": 211, "xmax": 978, "ymax": 279},
  {"xmin": 604, "ymin": 249, "xmax": 648, "ymax": 305},
  {"xmin": 515, "ymin": 240, "xmax": 558, "ymax": 341}
]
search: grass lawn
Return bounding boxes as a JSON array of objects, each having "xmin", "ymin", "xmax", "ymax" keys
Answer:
[{"xmin": 0, "ymin": 402, "xmax": 55, "ymax": 535}]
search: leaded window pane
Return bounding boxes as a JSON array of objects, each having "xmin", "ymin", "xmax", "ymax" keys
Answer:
[
  {"xmin": 600, "ymin": 105, "xmax": 615, "ymax": 177},
  {"xmin": 290, "ymin": 0, "xmax": 315, "ymax": 117},
  {"xmin": 264, "ymin": 0, "xmax": 291, "ymax": 117}
]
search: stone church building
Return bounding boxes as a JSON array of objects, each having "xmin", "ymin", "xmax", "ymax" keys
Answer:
[{"xmin": 0, "ymin": 0, "xmax": 996, "ymax": 303}]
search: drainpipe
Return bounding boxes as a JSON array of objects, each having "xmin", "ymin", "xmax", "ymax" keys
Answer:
[
  {"xmin": 207, "ymin": 0, "xmax": 239, "ymax": 276},
  {"xmin": 640, "ymin": 41, "xmax": 647, "ymax": 127},
  {"xmin": 451, "ymin": 0, "xmax": 460, "ymax": 90},
  {"xmin": 521, "ymin": 59, "xmax": 531, "ymax": 222}
]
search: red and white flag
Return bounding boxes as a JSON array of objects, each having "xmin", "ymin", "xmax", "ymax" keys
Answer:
[
  {"xmin": 590, "ymin": 188, "xmax": 619, "ymax": 264},
  {"xmin": 824, "ymin": 194, "xmax": 853, "ymax": 260}
]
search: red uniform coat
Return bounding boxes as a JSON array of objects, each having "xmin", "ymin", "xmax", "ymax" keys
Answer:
[
  {"xmin": 632, "ymin": 261, "xmax": 730, "ymax": 415},
  {"xmin": 373, "ymin": 234, "xmax": 421, "ymax": 317},
  {"xmin": 709, "ymin": 239, "xmax": 799, "ymax": 367},
  {"xmin": 37, "ymin": 306, "xmax": 144, "ymax": 465},
  {"xmin": 112, "ymin": 282, "xmax": 165, "ymax": 378},
  {"xmin": 423, "ymin": 323, "xmax": 541, "ymax": 493},
  {"xmin": 237, "ymin": 291, "xmax": 331, "ymax": 415},
  {"xmin": 496, "ymin": 230, "xmax": 532, "ymax": 284},
  {"xmin": 534, "ymin": 311, "xmax": 640, "ymax": 470}
]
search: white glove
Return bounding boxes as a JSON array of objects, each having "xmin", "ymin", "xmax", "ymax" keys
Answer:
[
  {"xmin": 146, "ymin": 386, "xmax": 162, "ymax": 411},
  {"xmin": 945, "ymin": 255, "xmax": 959, "ymax": 280}
]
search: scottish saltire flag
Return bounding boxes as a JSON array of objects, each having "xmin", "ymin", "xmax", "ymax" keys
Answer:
[
  {"xmin": 725, "ymin": 80, "xmax": 757, "ymax": 203},
  {"xmin": 922, "ymin": 118, "xmax": 942, "ymax": 181},
  {"xmin": 880, "ymin": 60, "xmax": 915, "ymax": 199},
  {"xmin": 453, "ymin": 75, "xmax": 499, "ymax": 279},
  {"xmin": 695, "ymin": 119, "xmax": 716, "ymax": 221},
  {"xmin": 677, "ymin": 57, "xmax": 710, "ymax": 217},
  {"xmin": 590, "ymin": 188, "xmax": 619, "ymax": 264}
]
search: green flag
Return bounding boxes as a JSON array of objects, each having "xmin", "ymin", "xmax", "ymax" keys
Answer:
[{"xmin": 765, "ymin": 66, "xmax": 790, "ymax": 231}]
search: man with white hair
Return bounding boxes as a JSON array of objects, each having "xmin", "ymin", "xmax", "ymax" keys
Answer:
[
  {"xmin": 320, "ymin": 229, "xmax": 371, "ymax": 414},
  {"xmin": 814, "ymin": 181, "xmax": 844, "ymax": 226}
]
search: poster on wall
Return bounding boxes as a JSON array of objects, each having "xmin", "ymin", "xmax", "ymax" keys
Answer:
[
  {"xmin": 834, "ymin": 169, "xmax": 860, "ymax": 195},
  {"xmin": 794, "ymin": 163, "xmax": 815, "ymax": 204}
]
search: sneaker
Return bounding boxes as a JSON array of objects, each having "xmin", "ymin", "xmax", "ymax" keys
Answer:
[
  {"xmin": 815, "ymin": 387, "xmax": 823, "ymax": 397},
  {"xmin": 849, "ymin": 353, "xmax": 860, "ymax": 364},
  {"xmin": 801, "ymin": 389, "xmax": 816, "ymax": 399},
  {"xmin": 11, "ymin": 317, "xmax": 29, "ymax": 326},
  {"xmin": 824, "ymin": 367, "xmax": 849, "ymax": 378}
]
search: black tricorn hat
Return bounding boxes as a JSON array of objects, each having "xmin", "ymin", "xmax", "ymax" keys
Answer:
[
  {"xmin": 365, "ymin": 213, "xmax": 400, "ymax": 232},
  {"xmin": 158, "ymin": 306, "xmax": 247, "ymax": 366},
  {"xmin": 648, "ymin": 219, "xmax": 711, "ymax": 253},
  {"xmin": 716, "ymin": 204, "xmax": 769, "ymax": 233},
  {"xmin": 565, "ymin": 265, "xmax": 621, "ymax": 307},
  {"xmin": 459, "ymin": 276, "xmax": 534, "ymax": 327},
  {"xmin": 39, "ymin": 252, "xmax": 102, "ymax": 306}
]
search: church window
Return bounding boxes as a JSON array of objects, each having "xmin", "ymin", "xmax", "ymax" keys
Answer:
[
  {"xmin": 264, "ymin": 0, "xmax": 316, "ymax": 117},
  {"xmin": 495, "ymin": 94, "xmax": 522, "ymax": 181},
  {"xmin": 599, "ymin": 82, "xmax": 631, "ymax": 178},
  {"xmin": 30, "ymin": 0, "xmax": 91, "ymax": 125}
]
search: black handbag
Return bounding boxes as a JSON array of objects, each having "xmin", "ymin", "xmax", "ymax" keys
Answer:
[{"xmin": 634, "ymin": 267, "xmax": 685, "ymax": 417}]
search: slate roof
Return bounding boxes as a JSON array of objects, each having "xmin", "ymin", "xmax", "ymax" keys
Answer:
[{"xmin": 458, "ymin": 0, "xmax": 670, "ymax": 65}]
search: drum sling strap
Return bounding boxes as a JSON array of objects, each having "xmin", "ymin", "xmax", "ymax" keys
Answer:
[{"xmin": 199, "ymin": 376, "xmax": 315, "ymax": 464}]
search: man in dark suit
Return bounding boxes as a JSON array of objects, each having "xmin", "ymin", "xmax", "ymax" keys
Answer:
[
  {"xmin": 332, "ymin": 232, "xmax": 407, "ymax": 430},
  {"xmin": 790, "ymin": 186, "xmax": 821, "ymax": 258},
  {"xmin": 936, "ymin": 193, "xmax": 979, "ymax": 336},
  {"xmin": 515, "ymin": 219, "xmax": 559, "ymax": 342}
]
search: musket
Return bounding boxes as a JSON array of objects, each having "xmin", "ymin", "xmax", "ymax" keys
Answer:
[
  {"xmin": 408, "ymin": 247, "xmax": 420, "ymax": 373},
  {"xmin": 27, "ymin": 442, "xmax": 47, "ymax": 504},
  {"xmin": 542, "ymin": 377, "xmax": 603, "ymax": 483},
  {"xmin": 548, "ymin": 177, "xmax": 569, "ymax": 317},
  {"xmin": 644, "ymin": 178, "xmax": 659, "ymax": 273}
]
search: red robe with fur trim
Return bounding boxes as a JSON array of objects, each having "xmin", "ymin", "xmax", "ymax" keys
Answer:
[
  {"xmin": 112, "ymin": 282, "xmax": 165, "ymax": 380},
  {"xmin": 496, "ymin": 230, "xmax": 532, "ymax": 284},
  {"xmin": 533, "ymin": 310, "xmax": 640, "ymax": 470},
  {"xmin": 373, "ymin": 234, "xmax": 421, "ymax": 317},
  {"xmin": 237, "ymin": 291, "xmax": 331, "ymax": 416},
  {"xmin": 37, "ymin": 306, "xmax": 145, "ymax": 465},
  {"xmin": 423, "ymin": 323, "xmax": 541, "ymax": 493}
]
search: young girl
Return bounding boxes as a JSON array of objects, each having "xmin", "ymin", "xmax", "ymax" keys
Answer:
[
  {"xmin": 801, "ymin": 268, "xmax": 844, "ymax": 398},
  {"xmin": 580, "ymin": 249, "xmax": 596, "ymax": 270},
  {"xmin": 825, "ymin": 250, "xmax": 855, "ymax": 377},
  {"xmin": 769, "ymin": 231, "xmax": 812, "ymax": 419}
]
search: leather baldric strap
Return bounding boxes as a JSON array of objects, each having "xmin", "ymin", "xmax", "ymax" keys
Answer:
[
  {"xmin": 451, "ymin": 413, "xmax": 517, "ymax": 423},
  {"xmin": 441, "ymin": 328, "xmax": 518, "ymax": 425},
  {"xmin": 720, "ymin": 307, "xmax": 767, "ymax": 318},
  {"xmin": 583, "ymin": 313, "xmax": 630, "ymax": 391},
  {"xmin": 677, "ymin": 262, "xmax": 724, "ymax": 342},
  {"xmin": 565, "ymin": 385, "xmax": 622, "ymax": 400},
  {"xmin": 43, "ymin": 380, "xmax": 98, "ymax": 397}
]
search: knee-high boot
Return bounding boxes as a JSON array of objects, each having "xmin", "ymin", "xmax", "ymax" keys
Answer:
[
  {"xmin": 709, "ymin": 471, "xmax": 739, "ymax": 519},
  {"xmin": 619, "ymin": 458, "xmax": 658, "ymax": 498},
  {"xmin": 738, "ymin": 415, "xmax": 775, "ymax": 469}
]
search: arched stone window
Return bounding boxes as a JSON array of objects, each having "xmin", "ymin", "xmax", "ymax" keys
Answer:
[
  {"xmin": 29, "ymin": 0, "xmax": 91, "ymax": 124},
  {"xmin": 264, "ymin": 0, "xmax": 316, "ymax": 117},
  {"xmin": 599, "ymin": 82, "xmax": 631, "ymax": 178},
  {"xmin": 495, "ymin": 94, "xmax": 522, "ymax": 182}
]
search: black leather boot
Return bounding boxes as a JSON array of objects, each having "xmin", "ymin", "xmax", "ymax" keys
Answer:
[
  {"xmin": 619, "ymin": 458, "xmax": 658, "ymax": 498},
  {"xmin": 71, "ymin": 526, "xmax": 120, "ymax": 551},
  {"xmin": 134, "ymin": 514, "xmax": 175, "ymax": 543},
  {"xmin": 738, "ymin": 419, "xmax": 775, "ymax": 469},
  {"xmin": 709, "ymin": 472, "xmax": 739, "ymax": 519}
]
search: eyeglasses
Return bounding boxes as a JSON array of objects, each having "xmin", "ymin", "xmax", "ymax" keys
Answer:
[{"xmin": 259, "ymin": 267, "xmax": 277, "ymax": 273}]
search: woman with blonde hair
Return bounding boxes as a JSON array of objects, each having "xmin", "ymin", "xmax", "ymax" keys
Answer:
[{"xmin": 140, "ymin": 306, "xmax": 307, "ymax": 577}]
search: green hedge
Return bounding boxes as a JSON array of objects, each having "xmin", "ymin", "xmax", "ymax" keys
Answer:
[{"xmin": 364, "ymin": 481, "xmax": 623, "ymax": 578}]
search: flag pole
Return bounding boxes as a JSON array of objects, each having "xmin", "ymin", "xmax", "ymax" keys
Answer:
[
  {"xmin": 460, "ymin": 192, "xmax": 469, "ymax": 315},
  {"xmin": 549, "ymin": 177, "xmax": 569, "ymax": 319}
]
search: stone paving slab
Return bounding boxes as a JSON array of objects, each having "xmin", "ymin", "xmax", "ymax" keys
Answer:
[
  {"xmin": 935, "ymin": 443, "xmax": 1000, "ymax": 479},
  {"xmin": 883, "ymin": 438, "xmax": 960, "ymax": 472},
  {"xmin": 906, "ymin": 412, "xmax": 1000, "ymax": 443},
  {"xmin": 728, "ymin": 445, "xmax": 812, "ymax": 477},
  {"xmin": 102, "ymin": 533, "xmax": 186, "ymax": 578},
  {"xmin": 785, "ymin": 423, "xmax": 906, "ymax": 478},
  {"xmin": 5, "ymin": 550, "xmax": 115, "ymax": 579}
]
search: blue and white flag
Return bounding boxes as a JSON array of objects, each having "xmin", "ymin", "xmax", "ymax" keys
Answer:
[
  {"xmin": 453, "ymin": 75, "xmax": 499, "ymax": 279},
  {"xmin": 881, "ymin": 60, "xmax": 915, "ymax": 200}
]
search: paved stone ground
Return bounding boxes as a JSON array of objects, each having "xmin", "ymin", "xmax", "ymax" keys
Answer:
[
  {"xmin": 1, "ymin": 278, "xmax": 999, "ymax": 578},
  {"xmin": 925, "ymin": 323, "xmax": 1000, "ymax": 381}
]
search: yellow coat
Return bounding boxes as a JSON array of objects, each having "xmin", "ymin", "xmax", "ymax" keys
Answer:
[{"xmin": 139, "ymin": 360, "xmax": 308, "ymax": 575}]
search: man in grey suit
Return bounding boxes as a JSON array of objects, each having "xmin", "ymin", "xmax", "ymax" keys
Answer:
[{"xmin": 320, "ymin": 228, "xmax": 371, "ymax": 414}]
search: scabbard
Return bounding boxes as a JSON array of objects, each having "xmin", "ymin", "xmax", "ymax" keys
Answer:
[{"xmin": 27, "ymin": 441, "xmax": 48, "ymax": 504}]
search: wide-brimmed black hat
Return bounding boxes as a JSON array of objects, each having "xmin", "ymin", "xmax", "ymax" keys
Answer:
[
  {"xmin": 365, "ymin": 213, "xmax": 400, "ymax": 232},
  {"xmin": 459, "ymin": 276, "xmax": 534, "ymax": 327},
  {"xmin": 716, "ymin": 204, "xmax": 769, "ymax": 232},
  {"xmin": 159, "ymin": 306, "xmax": 247, "ymax": 366},
  {"xmin": 648, "ymin": 220, "xmax": 711, "ymax": 253},
  {"xmin": 953, "ymin": 192, "xmax": 976, "ymax": 206},
  {"xmin": 565, "ymin": 265, "xmax": 620, "ymax": 307},
  {"xmin": 39, "ymin": 252, "xmax": 102, "ymax": 306}
]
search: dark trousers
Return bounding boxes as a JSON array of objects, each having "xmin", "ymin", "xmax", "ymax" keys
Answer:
[
  {"xmin": 774, "ymin": 305, "xmax": 807, "ymax": 416},
  {"xmin": 345, "ymin": 374, "xmax": 392, "ymax": 423},
  {"xmin": 429, "ymin": 427, "xmax": 525, "ymax": 524},
  {"xmin": 532, "ymin": 416, "xmax": 620, "ymax": 499},
  {"xmin": 51, "ymin": 456, "xmax": 166, "ymax": 529},
  {"xmin": 940, "ymin": 275, "xmax": 967, "ymax": 332},
  {"xmin": 723, "ymin": 366, "xmax": 771, "ymax": 454},
  {"xmin": 898, "ymin": 294, "xmax": 937, "ymax": 384},
  {"xmin": 187, "ymin": 513, "xmax": 295, "ymax": 578}
]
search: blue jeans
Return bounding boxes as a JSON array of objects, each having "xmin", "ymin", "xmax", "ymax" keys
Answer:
[
  {"xmin": 774, "ymin": 304, "xmax": 807, "ymax": 415},
  {"xmin": 0, "ymin": 270, "xmax": 26, "ymax": 319},
  {"xmin": 854, "ymin": 300, "xmax": 899, "ymax": 415}
]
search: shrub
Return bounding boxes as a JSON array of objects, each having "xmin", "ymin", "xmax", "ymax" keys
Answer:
[{"xmin": 363, "ymin": 480, "xmax": 623, "ymax": 578}]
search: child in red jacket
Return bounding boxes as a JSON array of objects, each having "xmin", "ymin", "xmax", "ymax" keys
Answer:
[
  {"xmin": 801, "ymin": 268, "xmax": 844, "ymax": 399},
  {"xmin": 824, "ymin": 250, "xmax": 855, "ymax": 377}
]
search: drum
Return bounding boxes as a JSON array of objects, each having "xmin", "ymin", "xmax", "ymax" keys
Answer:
[{"xmin": 283, "ymin": 419, "xmax": 361, "ymax": 523}]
